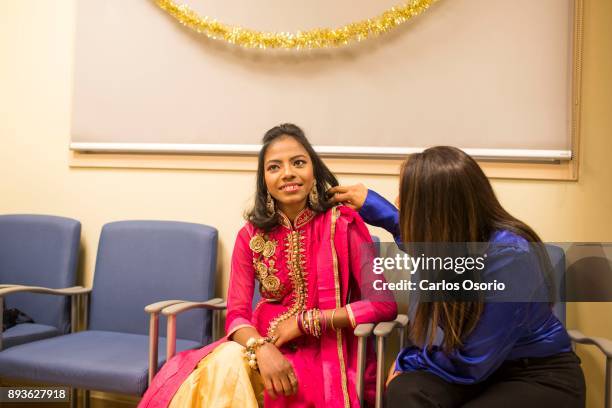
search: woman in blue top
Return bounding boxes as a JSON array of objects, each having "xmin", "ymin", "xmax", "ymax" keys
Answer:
[{"xmin": 329, "ymin": 146, "xmax": 585, "ymax": 408}]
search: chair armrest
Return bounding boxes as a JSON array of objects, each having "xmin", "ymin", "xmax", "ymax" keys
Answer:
[
  {"xmin": 373, "ymin": 314, "xmax": 408, "ymax": 337},
  {"xmin": 0, "ymin": 285, "xmax": 90, "ymax": 351},
  {"xmin": 568, "ymin": 329, "xmax": 612, "ymax": 358},
  {"xmin": 154, "ymin": 297, "xmax": 226, "ymax": 377},
  {"xmin": 145, "ymin": 300, "xmax": 191, "ymax": 314},
  {"xmin": 161, "ymin": 298, "xmax": 225, "ymax": 316},
  {"xmin": 374, "ymin": 321, "xmax": 398, "ymax": 337},
  {"xmin": 0, "ymin": 285, "xmax": 91, "ymax": 296},
  {"xmin": 395, "ymin": 314, "xmax": 409, "ymax": 328},
  {"xmin": 161, "ymin": 298, "xmax": 226, "ymax": 342},
  {"xmin": 145, "ymin": 297, "xmax": 225, "ymax": 384},
  {"xmin": 355, "ymin": 323, "xmax": 375, "ymax": 337}
]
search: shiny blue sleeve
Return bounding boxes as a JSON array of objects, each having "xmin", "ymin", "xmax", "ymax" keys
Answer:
[
  {"xmin": 395, "ymin": 251, "xmax": 534, "ymax": 384},
  {"xmin": 358, "ymin": 190, "xmax": 401, "ymax": 246}
]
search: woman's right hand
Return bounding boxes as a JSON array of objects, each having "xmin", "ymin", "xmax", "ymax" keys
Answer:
[{"xmin": 256, "ymin": 342, "xmax": 298, "ymax": 399}]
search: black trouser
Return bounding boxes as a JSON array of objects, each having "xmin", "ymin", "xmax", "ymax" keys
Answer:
[{"xmin": 385, "ymin": 352, "xmax": 585, "ymax": 408}]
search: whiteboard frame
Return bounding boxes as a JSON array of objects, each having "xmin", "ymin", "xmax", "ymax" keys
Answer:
[
  {"xmin": 70, "ymin": 0, "xmax": 583, "ymax": 176},
  {"xmin": 69, "ymin": 142, "xmax": 572, "ymax": 162}
]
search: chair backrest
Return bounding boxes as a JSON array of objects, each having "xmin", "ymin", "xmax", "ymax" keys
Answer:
[
  {"xmin": 0, "ymin": 214, "xmax": 81, "ymax": 333},
  {"xmin": 564, "ymin": 243, "xmax": 612, "ymax": 303},
  {"xmin": 549, "ymin": 243, "xmax": 612, "ymax": 325},
  {"xmin": 545, "ymin": 244, "xmax": 567, "ymax": 324},
  {"xmin": 88, "ymin": 221, "xmax": 218, "ymax": 344}
]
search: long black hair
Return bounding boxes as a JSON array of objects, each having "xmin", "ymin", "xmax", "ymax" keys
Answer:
[
  {"xmin": 247, "ymin": 123, "xmax": 338, "ymax": 231},
  {"xmin": 399, "ymin": 146, "xmax": 551, "ymax": 352}
]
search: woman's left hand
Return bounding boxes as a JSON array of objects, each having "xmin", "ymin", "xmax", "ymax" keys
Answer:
[
  {"xmin": 274, "ymin": 317, "xmax": 303, "ymax": 348},
  {"xmin": 328, "ymin": 184, "xmax": 368, "ymax": 210}
]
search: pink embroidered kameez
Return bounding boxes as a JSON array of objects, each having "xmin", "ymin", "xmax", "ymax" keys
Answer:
[{"xmin": 138, "ymin": 206, "xmax": 397, "ymax": 408}]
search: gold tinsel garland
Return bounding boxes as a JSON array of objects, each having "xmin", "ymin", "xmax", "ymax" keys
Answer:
[{"xmin": 154, "ymin": 0, "xmax": 437, "ymax": 50}]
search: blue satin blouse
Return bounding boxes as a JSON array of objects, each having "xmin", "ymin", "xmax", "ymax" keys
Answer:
[{"xmin": 359, "ymin": 190, "xmax": 572, "ymax": 384}]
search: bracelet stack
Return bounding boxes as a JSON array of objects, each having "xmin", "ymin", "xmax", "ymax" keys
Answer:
[
  {"xmin": 296, "ymin": 308, "xmax": 328, "ymax": 338},
  {"xmin": 330, "ymin": 309, "xmax": 337, "ymax": 331},
  {"xmin": 244, "ymin": 336, "xmax": 271, "ymax": 370}
]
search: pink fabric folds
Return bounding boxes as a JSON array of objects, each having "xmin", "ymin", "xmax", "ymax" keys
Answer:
[{"xmin": 316, "ymin": 207, "xmax": 359, "ymax": 408}]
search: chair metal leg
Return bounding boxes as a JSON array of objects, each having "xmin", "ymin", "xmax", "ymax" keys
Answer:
[
  {"xmin": 398, "ymin": 327, "xmax": 405, "ymax": 349},
  {"xmin": 356, "ymin": 336, "xmax": 367, "ymax": 407},
  {"xmin": 167, "ymin": 315, "xmax": 177, "ymax": 360},
  {"xmin": 148, "ymin": 313, "xmax": 160, "ymax": 385},
  {"xmin": 70, "ymin": 388, "xmax": 77, "ymax": 408},
  {"xmin": 354, "ymin": 323, "xmax": 374, "ymax": 408},
  {"xmin": 82, "ymin": 389, "xmax": 90, "ymax": 408},
  {"xmin": 375, "ymin": 336, "xmax": 386, "ymax": 408},
  {"xmin": 82, "ymin": 293, "xmax": 89, "ymax": 330},
  {"xmin": 606, "ymin": 357, "xmax": 611, "ymax": 408},
  {"xmin": 395, "ymin": 314, "xmax": 410, "ymax": 348},
  {"xmin": 71, "ymin": 295, "xmax": 78, "ymax": 334},
  {"xmin": 212, "ymin": 309, "xmax": 219, "ymax": 341},
  {"xmin": 0, "ymin": 296, "xmax": 4, "ymax": 351}
]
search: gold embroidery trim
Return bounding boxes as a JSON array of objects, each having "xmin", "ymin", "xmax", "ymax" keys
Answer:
[
  {"xmin": 330, "ymin": 207, "xmax": 350, "ymax": 408},
  {"xmin": 266, "ymin": 229, "xmax": 307, "ymax": 338},
  {"xmin": 277, "ymin": 211, "xmax": 292, "ymax": 229},
  {"xmin": 249, "ymin": 234, "xmax": 266, "ymax": 253},
  {"xmin": 294, "ymin": 208, "xmax": 315, "ymax": 228},
  {"xmin": 277, "ymin": 208, "xmax": 315, "ymax": 230},
  {"xmin": 251, "ymin": 233, "xmax": 284, "ymax": 298}
]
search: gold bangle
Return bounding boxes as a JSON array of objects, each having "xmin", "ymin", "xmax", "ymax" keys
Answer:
[
  {"xmin": 330, "ymin": 309, "xmax": 337, "ymax": 331},
  {"xmin": 314, "ymin": 309, "xmax": 321, "ymax": 337},
  {"xmin": 312, "ymin": 309, "xmax": 320, "ymax": 338}
]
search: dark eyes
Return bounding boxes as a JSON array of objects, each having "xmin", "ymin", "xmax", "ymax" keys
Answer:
[{"xmin": 266, "ymin": 159, "xmax": 307, "ymax": 172}]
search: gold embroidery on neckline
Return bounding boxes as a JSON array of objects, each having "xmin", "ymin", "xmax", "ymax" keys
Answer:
[
  {"xmin": 277, "ymin": 207, "xmax": 315, "ymax": 230},
  {"xmin": 266, "ymin": 229, "xmax": 308, "ymax": 338}
]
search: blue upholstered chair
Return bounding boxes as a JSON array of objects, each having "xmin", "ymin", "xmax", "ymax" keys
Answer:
[
  {"xmin": 556, "ymin": 244, "xmax": 612, "ymax": 408},
  {"xmin": 0, "ymin": 214, "xmax": 81, "ymax": 350},
  {"xmin": 0, "ymin": 220, "xmax": 219, "ymax": 402}
]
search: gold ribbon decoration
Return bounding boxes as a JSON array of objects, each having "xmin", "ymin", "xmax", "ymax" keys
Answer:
[{"xmin": 154, "ymin": 0, "xmax": 437, "ymax": 50}]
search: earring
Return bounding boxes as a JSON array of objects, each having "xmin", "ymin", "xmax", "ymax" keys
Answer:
[
  {"xmin": 266, "ymin": 192, "xmax": 275, "ymax": 216},
  {"xmin": 308, "ymin": 181, "xmax": 319, "ymax": 208}
]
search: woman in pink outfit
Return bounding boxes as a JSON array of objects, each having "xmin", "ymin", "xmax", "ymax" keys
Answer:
[{"xmin": 138, "ymin": 123, "xmax": 397, "ymax": 408}]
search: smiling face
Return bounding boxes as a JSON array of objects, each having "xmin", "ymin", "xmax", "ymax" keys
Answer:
[{"xmin": 263, "ymin": 135, "xmax": 315, "ymax": 215}]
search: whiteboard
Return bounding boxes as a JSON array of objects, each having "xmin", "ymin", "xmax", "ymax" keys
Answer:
[{"xmin": 70, "ymin": 0, "xmax": 579, "ymax": 160}]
